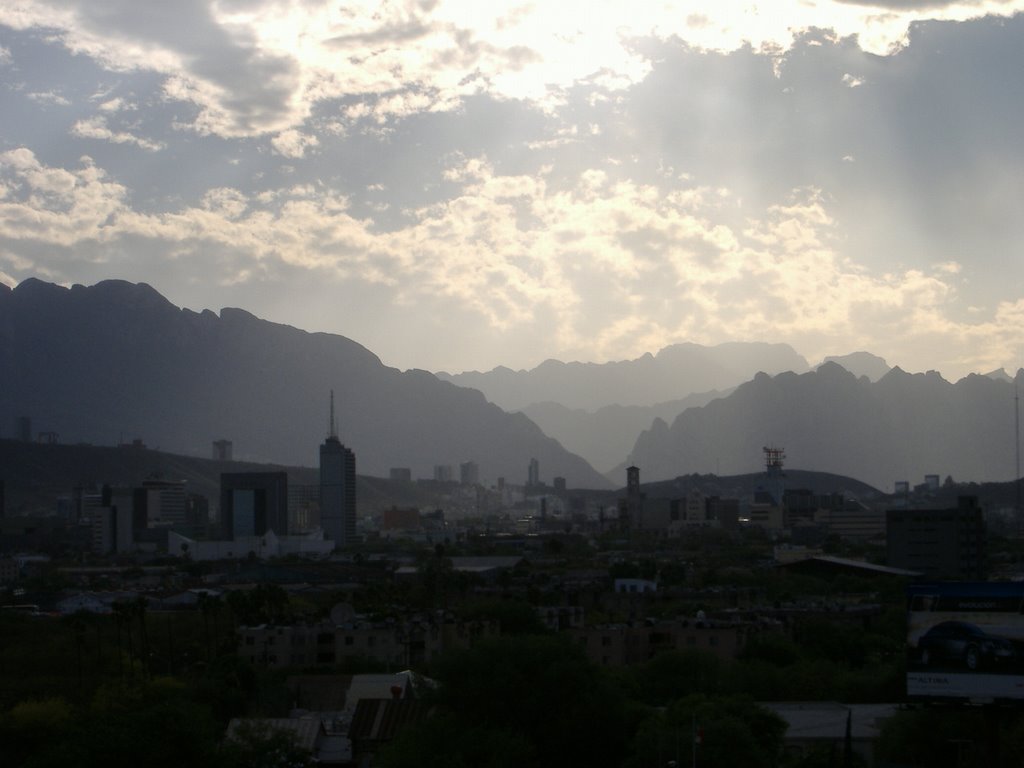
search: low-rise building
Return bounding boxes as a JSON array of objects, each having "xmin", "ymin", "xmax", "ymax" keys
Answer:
[
  {"xmin": 571, "ymin": 616, "xmax": 746, "ymax": 667},
  {"xmin": 238, "ymin": 614, "xmax": 498, "ymax": 670}
]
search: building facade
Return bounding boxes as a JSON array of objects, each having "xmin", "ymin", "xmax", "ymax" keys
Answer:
[
  {"xmin": 238, "ymin": 615, "xmax": 497, "ymax": 669},
  {"xmin": 220, "ymin": 471, "xmax": 289, "ymax": 538},
  {"xmin": 886, "ymin": 496, "xmax": 986, "ymax": 579}
]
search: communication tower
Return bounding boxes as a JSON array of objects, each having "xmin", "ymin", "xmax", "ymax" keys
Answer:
[
  {"xmin": 763, "ymin": 445, "xmax": 785, "ymax": 473},
  {"xmin": 763, "ymin": 445, "xmax": 786, "ymax": 506}
]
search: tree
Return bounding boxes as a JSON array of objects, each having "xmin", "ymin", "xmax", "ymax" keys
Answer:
[
  {"xmin": 628, "ymin": 694, "xmax": 786, "ymax": 768},
  {"xmin": 220, "ymin": 720, "xmax": 313, "ymax": 768},
  {"xmin": 630, "ymin": 649, "xmax": 723, "ymax": 705},
  {"xmin": 376, "ymin": 712, "xmax": 535, "ymax": 768},
  {"xmin": 385, "ymin": 638, "xmax": 630, "ymax": 768}
]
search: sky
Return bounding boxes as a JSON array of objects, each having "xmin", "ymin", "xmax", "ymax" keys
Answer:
[{"xmin": 1, "ymin": 1, "xmax": 1024, "ymax": 382}]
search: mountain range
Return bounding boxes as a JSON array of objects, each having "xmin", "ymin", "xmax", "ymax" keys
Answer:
[
  {"xmin": 437, "ymin": 342, "xmax": 811, "ymax": 411},
  {"xmin": 624, "ymin": 363, "xmax": 1023, "ymax": 491},
  {"xmin": 441, "ymin": 346, "xmax": 894, "ymax": 474},
  {"xmin": 2, "ymin": 277, "xmax": 1019, "ymax": 494},
  {"xmin": 0, "ymin": 279, "xmax": 609, "ymax": 489}
]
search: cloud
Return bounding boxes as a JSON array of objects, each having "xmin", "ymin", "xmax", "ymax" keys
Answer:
[
  {"xmin": 70, "ymin": 115, "xmax": 165, "ymax": 151},
  {"xmin": 27, "ymin": 90, "xmax": 71, "ymax": 105},
  {"xmin": 834, "ymin": 0, "xmax": 1002, "ymax": 8},
  {"xmin": 271, "ymin": 129, "xmax": 319, "ymax": 158},
  {"xmin": 2, "ymin": 147, "xmax": 1020, "ymax": 379},
  {"xmin": 5, "ymin": 0, "xmax": 1021, "ymax": 142}
]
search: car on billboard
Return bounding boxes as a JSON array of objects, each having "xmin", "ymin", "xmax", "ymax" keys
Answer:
[{"xmin": 915, "ymin": 620, "xmax": 1016, "ymax": 671}]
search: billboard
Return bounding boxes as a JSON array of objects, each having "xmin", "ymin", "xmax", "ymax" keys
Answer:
[{"xmin": 906, "ymin": 582, "xmax": 1024, "ymax": 701}]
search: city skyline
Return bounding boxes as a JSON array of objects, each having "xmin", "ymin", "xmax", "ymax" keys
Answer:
[{"xmin": 2, "ymin": 2, "xmax": 1024, "ymax": 381}]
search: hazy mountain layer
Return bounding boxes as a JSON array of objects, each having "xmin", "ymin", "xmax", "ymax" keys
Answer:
[
  {"xmin": 817, "ymin": 351, "xmax": 891, "ymax": 381},
  {"xmin": 437, "ymin": 342, "xmax": 810, "ymax": 411},
  {"xmin": 624, "ymin": 363, "xmax": 1024, "ymax": 490},
  {"xmin": 0, "ymin": 279, "xmax": 610, "ymax": 489},
  {"xmin": 522, "ymin": 389, "xmax": 731, "ymax": 474}
]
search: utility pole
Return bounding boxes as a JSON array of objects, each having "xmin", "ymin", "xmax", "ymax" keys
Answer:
[{"xmin": 692, "ymin": 714, "xmax": 698, "ymax": 768}]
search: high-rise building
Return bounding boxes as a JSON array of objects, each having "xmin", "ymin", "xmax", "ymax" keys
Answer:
[
  {"xmin": 459, "ymin": 461, "xmax": 479, "ymax": 486},
  {"xmin": 212, "ymin": 439, "xmax": 233, "ymax": 461},
  {"xmin": 620, "ymin": 465, "xmax": 644, "ymax": 530},
  {"xmin": 133, "ymin": 479, "xmax": 188, "ymax": 529},
  {"xmin": 220, "ymin": 472, "xmax": 289, "ymax": 538},
  {"xmin": 320, "ymin": 391, "xmax": 356, "ymax": 548},
  {"xmin": 89, "ymin": 486, "xmax": 135, "ymax": 555},
  {"xmin": 527, "ymin": 457, "xmax": 540, "ymax": 489}
]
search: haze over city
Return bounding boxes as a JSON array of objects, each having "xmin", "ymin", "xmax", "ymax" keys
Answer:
[{"xmin": 2, "ymin": 1, "xmax": 1024, "ymax": 380}]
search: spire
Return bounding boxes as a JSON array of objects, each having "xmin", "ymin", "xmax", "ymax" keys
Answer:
[{"xmin": 329, "ymin": 389, "xmax": 337, "ymax": 439}]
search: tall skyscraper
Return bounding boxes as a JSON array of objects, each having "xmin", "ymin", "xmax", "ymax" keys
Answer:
[
  {"xmin": 320, "ymin": 391, "xmax": 356, "ymax": 548},
  {"xmin": 527, "ymin": 457, "xmax": 540, "ymax": 488}
]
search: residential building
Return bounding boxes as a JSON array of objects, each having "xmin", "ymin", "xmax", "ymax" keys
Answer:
[
  {"xmin": 389, "ymin": 467, "xmax": 412, "ymax": 483},
  {"xmin": 237, "ymin": 615, "xmax": 497, "ymax": 670},
  {"xmin": 571, "ymin": 616, "xmax": 747, "ymax": 667}
]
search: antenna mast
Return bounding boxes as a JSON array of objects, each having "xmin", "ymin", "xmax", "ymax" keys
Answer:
[
  {"xmin": 1016, "ymin": 381, "xmax": 1020, "ymax": 531},
  {"xmin": 329, "ymin": 389, "xmax": 337, "ymax": 439}
]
